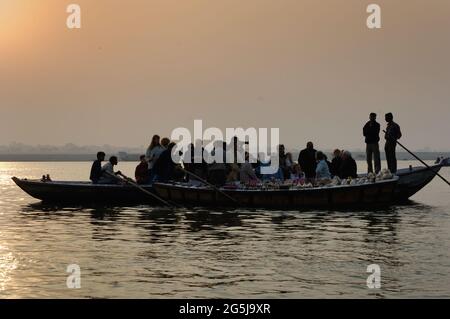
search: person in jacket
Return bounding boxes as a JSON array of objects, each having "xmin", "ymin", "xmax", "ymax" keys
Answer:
[
  {"xmin": 135, "ymin": 155, "xmax": 150, "ymax": 184},
  {"xmin": 315, "ymin": 151, "xmax": 331, "ymax": 180},
  {"xmin": 146, "ymin": 135, "xmax": 165, "ymax": 183},
  {"xmin": 384, "ymin": 112, "xmax": 402, "ymax": 173},
  {"xmin": 98, "ymin": 156, "xmax": 121, "ymax": 184},
  {"xmin": 298, "ymin": 142, "xmax": 317, "ymax": 180},
  {"xmin": 90, "ymin": 151, "xmax": 105, "ymax": 184},
  {"xmin": 330, "ymin": 149, "xmax": 342, "ymax": 177},
  {"xmin": 154, "ymin": 142, "xmax": 177, "ymax": 182},
  {"xmin": 207, "ymin": 141, "xmax": 227, "ymax": 186},
  {"xmin": 278, "ymin": 144, "xmax": 290, "ymax": 180},
  {"xmin": 363, "ymin": 113, "xmax": 381, "ymax": 174},
  {"xmin": 240, "ymin": 152, "xmax": 259, "ymax": 184},
  {"xmin": 339, "ymin": 151, "xmax": 358, "ymax": 179}
]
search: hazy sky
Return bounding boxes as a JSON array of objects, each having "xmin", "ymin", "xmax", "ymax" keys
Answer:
[{"xmin": 1, "ymin": 0, "xmax": 449, "ymax": 151}]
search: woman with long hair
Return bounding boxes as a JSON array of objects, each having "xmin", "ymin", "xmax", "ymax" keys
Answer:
[{"xmin": 145, "ymin": 135, "xmax": 164, "ymax": 183}]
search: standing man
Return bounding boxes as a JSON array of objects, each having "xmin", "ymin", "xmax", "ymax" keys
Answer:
[
  {"xmin": 363, "ymin": 113, "xmax": 381, "ymax": 174},
  {"xmin": 384, "ymin": 112, "xmax": 402, "ymax": 174},
  {"xmin": 298, "ymin": 142, "xmax": 317, "ymax": 180}
]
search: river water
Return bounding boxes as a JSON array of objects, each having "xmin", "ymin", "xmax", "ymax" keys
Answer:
[{"xmin": 0, "ymin": 161, "xmax": 449, "ymax": 298}]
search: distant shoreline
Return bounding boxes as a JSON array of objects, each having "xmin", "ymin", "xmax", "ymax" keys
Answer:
[{"xmin": 1, "ymin": 152, "xmax": 448, "ymax": 162}]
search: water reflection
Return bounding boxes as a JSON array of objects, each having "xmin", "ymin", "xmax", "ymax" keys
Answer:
[
  {"xmin": 2, "ymin": 162, "xmax": 449, "ymax": 297},
  {"xmin": 135, "ymin": 208, "xmax": 180, "ymax": 243},
  {"xmin": 18, "ymin": 202, "xmax": 419, "ymax": 243},
  {"xmin": 11, "ymin": 199, "xmax": 448, "ymax": 298},
  {"xmin": 0, "ymin": 244, "xmax": 18, "ymax": 292}
]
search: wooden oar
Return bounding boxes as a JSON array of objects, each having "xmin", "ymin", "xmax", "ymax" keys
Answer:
[
  {"xmin": 105, "ymin": 171, "xmax": 175, "ymax": 207},
  {"xmin": 383, "ymin": 130, "xmax": 450, "ymax": 187},
  {"xmin": 181, "ymin": 167, "xmax": 238, "ymax": 204}
]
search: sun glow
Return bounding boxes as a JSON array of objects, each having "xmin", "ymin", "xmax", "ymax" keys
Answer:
[
  {"xmin": 0, "ymin": 244, "xmax": 18, "ymax": 292},
  {"xmin": 0, "ymin": 1, "xmax": 53, "ymax": 59},
  {"xmin": 0, "ymin": 1, "xmax": 27, "ymax": 53},
  {"xmin": 0, "ymin": 1, "xmax": 24, "ymax": 31}
]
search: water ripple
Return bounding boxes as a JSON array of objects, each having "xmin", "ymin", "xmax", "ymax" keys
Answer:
[{"xmin": 0, "ymin": 162, "xmax": 449, "ymax": 298}]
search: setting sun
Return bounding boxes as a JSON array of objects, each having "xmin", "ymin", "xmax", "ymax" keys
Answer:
[
  {"xmin": 0, "ymin": 1, "xmax": 57, "ymax": 59},
  {"xmin": 0, "ymin": 2, "xmax": 28, "ymax": 53}
]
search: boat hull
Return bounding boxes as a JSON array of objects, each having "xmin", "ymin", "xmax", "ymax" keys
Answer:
[
  {"xmin": 152, "ymin": 179, "xmax": 398, "ymax": 209},
  {"xmin": 11, "ymin": 177, "xmax": 158, "ymax": 204},
  {"xmin": 11, "ymin": 163, "xmax": 443, "ymax": 207},
  {"xmin": 393, "ymin": 164, "xmax": 442, "ymax": 202}
]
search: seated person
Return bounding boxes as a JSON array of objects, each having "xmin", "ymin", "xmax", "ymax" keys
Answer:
[
  {"xmin": 285, "ymin": 152, "xmax": 294, "ymax": 171},
  {"xmin": 207, "ymin": 141, "xmax": 227, "ymax": 187},
  {"xmin": 290, "ymin": 163, "xmax": 304, "ymax": 181},
  {"xmin": 256, "ymin": 156, "xmax": 284, "ymax": 181},
  {"xmin": 315, "ymin": 151, "xmax": 331, "ymax": 180},
  {"xmin": 135, "ymin": 155, "xmax": 150, "ymax": 184},
  {"xmin": 324, "ymin": 154, "xmax": 332, "ymax": 173},
  {"xmin": 339, "ymin": 150, "xmax": 358, "ymax": 179},
  {"xmin": 278, "ymin": 144, "xmax": 289, "ymax": 180},
  {"xmin": 330, "ymin": 149, "xmax": 342, "ymax": 177},
  {"xmin": 98, "ymin": 156, "xmax": 121, "ymax": 184},
  {"xmin": 240, "ymin": 152, "xmax": 259, "ymax": 184},
  {"xmin": 226, "ymin": 163, "xmax": 240, "ymax": 183},
  {"xmin": 154, "ymin": 142, "xmax": 177, "ymax": 183},
  {"xmin": 161, "ymin": 137, "xmax": 170, "ymax": 149},
  {"xmin": 90, "ymin": 151, "xmax": 105, "ymax": 184}
]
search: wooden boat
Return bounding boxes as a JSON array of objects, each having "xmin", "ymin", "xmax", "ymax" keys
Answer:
[
  {"xmin": 392, "ymin": 163, "xmax": 443, "ymax": 202},
  {"xmin": 11, "ymin": 159, "xmax": 447, "ymax": 206},
  {"xmin": 152, "ymin": 178, "xmax": 399, "ymax": 208},
  {"xmin": 11, "ymin": 178, "xmax": 158, "ymax": 205},
  {"xmin": 440, "ymin": 157, "xmax": 450, "ymax": 167}
]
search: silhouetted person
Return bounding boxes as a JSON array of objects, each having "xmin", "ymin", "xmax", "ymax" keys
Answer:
[
  {"xmin": 298, "ymin": 142, "xmax": 317, "ymax": 179},
  {"xmin": 98, "ymin": 156, "xmax": 121, "ymax": 184},
  {"xmin": 339, "ymin": 151, "xmax": 357, "ymax": 179},
  {"xmin": 146, "ymin": 134, "xmax": 165, "ymax": 183},
  {"xmin": 384, "ymin": 113, "xmax": 402, "ymax": 173},
  {"xmin": 240, "ymin": 152, "xmax": 259, "ymax": 184},
  {"xmin": 278, "ymin": 144, "xmax": 290, "ymax": 180},
  {"xmin": 160, "ymin": 137, "xmax": 170, "ymax": 149},
  {"xmin": 330, "ymin": 149, "xmax": 342, "ymax": 177},
  {"xmin": 184, "ymin": 141, "xmax": 208, "ymax": 182},
  {"xmin": 324, "ymin": 154, "xmax": 332, "ymax": 173},
  {"xmin": 154, "ymin": 142, "xmax": 177, "ymax": 182},
  {"xmin": 41, "ymin": 175, "xmax": 52, "ymax": 182},
  {"xmin": 228, "ymin": 136, "xmax": 245, "ymax": 164},
  {"xmin": 363, "ymin": 113, "xmax": 381, "ymax": 174},
  {"xmin": 207, "ymin": 141, "xmax": 227, "ymax": 186},
  {"xmin": 90, "ymin": 151, "xmax": 105, "ymax": 184},
  {"xmin": 315, "ymin": 151, "xmax": 331, "ymax": 180},
  {"xmin": 135, "ymin": 155, "xmax": 150, "ymax": 184},
  {"xmin": 285, "ymin": 152, "xmax": 294, "ymax": 172}
]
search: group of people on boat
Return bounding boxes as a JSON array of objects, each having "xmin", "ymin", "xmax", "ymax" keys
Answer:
[
  {"xmin": 89, "ymin": 112, "xmax": 402, "ymax": 186},
  {"xmin": 363, "ymin": 112, "xmax": 402, "ymax": 174},
  {"xmin": 89, "ymin": 152, "xmax": 122, "ymax": 184}
]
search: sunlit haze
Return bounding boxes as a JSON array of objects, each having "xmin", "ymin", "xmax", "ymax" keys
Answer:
[{"xmin": 1, "ymin": 0, "xmax": 450, "ymax": 151}]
